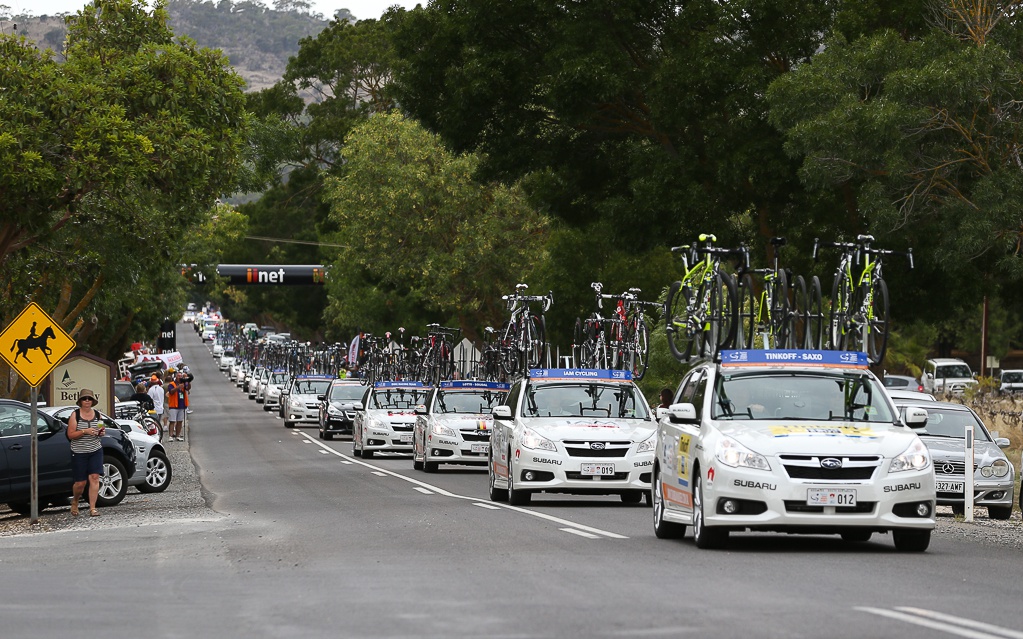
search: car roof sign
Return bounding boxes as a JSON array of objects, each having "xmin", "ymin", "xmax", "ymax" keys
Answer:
[
  {"xmin": 528, "ymin": 369, "xmax": 632, "ymax": 381},
  {"xmin": 296, "ymin": 375, "xmax": 333, "ymax": 380},
  {"xmin": 374, "ymin": 381, "xmax": 427, "ymax": 389},
  {"xmin": 719, "ymin": 350, "xmax": 869, "ymax": 368},
  {"xmin": 439, "ymin": 380, "xmax": 511, "ymax": 390}
]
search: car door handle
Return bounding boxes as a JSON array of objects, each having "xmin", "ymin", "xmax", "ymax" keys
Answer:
[{"xmin": 9, "ymin": 444, "xmax": 23, "ymax": 450}]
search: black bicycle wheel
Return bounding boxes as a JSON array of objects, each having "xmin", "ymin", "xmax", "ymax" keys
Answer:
[
  {"xmin": 580, "ymin": 317, "xmax": 598, "ymax": 368},
  {"xmin": 736, "ymin": 274, "xmax": 756, "ymax": 349},
  {"xmin": 499, "ymin": 322, "xmax": 518, "ymax": 376},
  {"xmin": 628, "ymin": 318, "xmax": 650, "ymax": 380},
  {"xmin": 829, "ymin": 274, "xmax": 852, "ymax": 351},
  {"xmin": 524, "ymin": 313, "xmax": 546, "ymax": 369},
  {"xmin": 790, "ymin": 275, "xmax": 808, "ymax": 350},
  {"xmin": 806, "ymin": 276, "xmax": 824, "ymax": 349},
  {"xmin": 709, "ymin": 271, "xmax": 738, "ymax": 356},
  {"xmin": 769, "ymin": 269, "xmax": 790, "ymax": 349},
  {"xmin": 665, "ymin": 280, "xmax": 697, "ymax": 362},
  {"xmin": 866, "ymin": 278, "xmax": 890, "ymax": 365}
]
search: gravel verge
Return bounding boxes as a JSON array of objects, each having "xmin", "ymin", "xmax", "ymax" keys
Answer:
[
  {"xmin": 0, "ymin": 440, "xmax": 218, "ymax": 536},
  {"xmin": 1, "ymin": 448, "xmax": 1019, "ymax": 548}
]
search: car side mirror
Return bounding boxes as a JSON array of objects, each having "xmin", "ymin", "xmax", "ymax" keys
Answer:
[
  {"xmin": 904, "ymin": 407, "xmax": 928, "ymax": 428},
  {"xmin": 493, "ymin": 406, "xmax": 513, "ymax": 420},
  {"xmin": 415, "ymin": 404, "xmax": 427, "ymax": 415},
  {"xmin": 656, "ymin": 407, "xmax": 669, "ymax": 420},
  {"xmin": 668, "ymin": 403, "xmax": 699, "ymax": 424},
  {"xmin": 354, "ymin": 402, "xmax": 365, "ymax": 411},
  {"xmin": 995, "ymin": 437, "xmax": 1010, "ymax": 449},
  {"xmin": 317, "ymin": 395, "xmax": 325, "ymax": 401}
]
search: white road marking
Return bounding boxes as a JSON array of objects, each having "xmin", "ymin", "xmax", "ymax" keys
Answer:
[
  {"xmin": 856, "ymin": 607, "xmax": 1022, "ymax": 639},
  {"xmin": 560, "ymin": 528, "xmax": 599, "ymax": 539},
  {"xmin": 413, "ymin": 487, "xmax": 433, "ymax": 494},
  {"xmin": 318, "ymin": 450, "xmax": 329, "ymax": 454},
  {"xmin": 296, "ymin": 431, "xmax": 627, "ymax": 539},
  {"xmin": 473, "ymin": 502, "xmax": 501, "ymax": 510},
  {"xmin": 340, "ymin": 461, "xmax": 353, "ymax": 465}
]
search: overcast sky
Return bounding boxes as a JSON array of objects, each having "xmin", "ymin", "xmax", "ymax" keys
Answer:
[{"xmin": 8, "ymin": 1, "xmax": 422, "ymax": 22}]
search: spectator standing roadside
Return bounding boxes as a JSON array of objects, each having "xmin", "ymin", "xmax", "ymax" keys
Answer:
[
  {"xmin": 67, "ymin": 389, "xmax": 104, "ymax": 517},
  {"xmin": 129, "ymin": 382, "xmax": 155, "ymax": 412},
  {"xmin": 658, "ymin": 388, "xmax": 673, "ymax": 409},
  {"xmin": 166, "ymin": 369, "xmax": 192, "ymax": 441},
  {"xmin": 147, "ymin": 375, "xmax": 165, "ymax": 428}
]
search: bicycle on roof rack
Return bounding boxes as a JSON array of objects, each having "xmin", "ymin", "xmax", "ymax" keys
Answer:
[
  {"xmin": 574, "ymin": 283, "xmax": 658, "ymax": 380},
  {"xmin": 498, "ymin": 283, "xmax": 552, "ymax": 377},
  {"xmin": 814, "ymin": 234, "xmax": 913, "ymax": 365},
  {"xmin": 419, "ymin": 323, "xmax": 460, "ymax": 385},
  {"xmin": 664, "ymin": 234, "xmax": 747, "ymax": 362}
]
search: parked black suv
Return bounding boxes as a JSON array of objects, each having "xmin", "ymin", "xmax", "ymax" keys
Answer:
[{"xmin": 0, "ymin": 398, "xmax": 137, "ymax": 515}]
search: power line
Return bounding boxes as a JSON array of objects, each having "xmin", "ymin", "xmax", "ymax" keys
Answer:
[{"xmin": 244, "ymin": 235, "xmax": 345, "ymax": 248}]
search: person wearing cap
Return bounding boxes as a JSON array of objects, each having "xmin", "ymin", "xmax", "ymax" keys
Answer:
[
  {"xmin": 166, "ymin": 369, "xmax": 192, "ymax": 441},
  {"xmin": 67, "ymin": 389, "xmax": 105, "ymax": 517},
  {"xmin": 147, "ymin": 375, "xmax": 165, "ymax": 429}
]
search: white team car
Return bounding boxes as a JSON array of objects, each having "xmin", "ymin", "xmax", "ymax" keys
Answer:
[
  {"xmin": 652, "ymin": 350, "xmax": 936, "ymax": 551},
  {"xmin": 261, "ymin": 369, "xmax": 291, "ymax": 412},
  {"xmin": 353, "ymin": 381, "xmax": 432, "ymax": 459},
  {"xmin": 282, "ymin": 374, "xmax": 334, "ymax": 428},
  {"xmin": 488, "ymin": 369, "xmax": 656, "ymax": 505},
  {"xmin": 412, "ymin": 380, "xmax": 510, "ymax": 472}
]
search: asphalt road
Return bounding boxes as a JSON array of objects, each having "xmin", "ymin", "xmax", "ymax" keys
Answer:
[{"xmin": 1, "ymin": 329, "xmax": 1021, "ymax": 639}]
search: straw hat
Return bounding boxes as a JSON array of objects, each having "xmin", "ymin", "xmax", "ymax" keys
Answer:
[{"xmin": 76, "ymin": 389, "xmax": 97, "ymax": 406}]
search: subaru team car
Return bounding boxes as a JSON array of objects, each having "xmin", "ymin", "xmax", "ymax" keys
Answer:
[
  {"xmin": 247, "ymin": 366, "xmax": 267, "ymax": 398},
  {"xmin": 652, "ymin": 350, "xmax": 936, "ymax": 552},
  {"xmin": 261, "ymin": 369, "xmax": 291, "ymax": 412},
  {"xmin": 1, "ymin": 399, "xmax": 136, "ymax": 515},
  {"xmin": 488, "ymin": 369, "xmax": 656, "ymax": 506},
  {"xmin": 317, "ymin": 379, "xmax": 366, "ymax": 440},
  {"xmin": 890, "ymin": 399, "xmax": 1015, "ymax": 519},
  {"xmin": 281, "ymin": 374, "xmax": 334, "ymax": 428},
  {"xmin": 412, "ymin": 380, "xmax": 510, "ymax": 472},
  {"xmin": 353, "ymin": 381, "xmax": 431, "ymax": 459}
]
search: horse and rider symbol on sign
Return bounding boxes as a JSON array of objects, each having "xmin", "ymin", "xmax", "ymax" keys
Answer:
[{"xmin": 0, "ymin": 302, "xmax": 76, "ymax": 387}]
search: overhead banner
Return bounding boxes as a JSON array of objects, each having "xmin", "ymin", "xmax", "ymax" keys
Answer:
[{"xmin": 196, "ymin": 265, "xmax": 328, "ymax": 285}]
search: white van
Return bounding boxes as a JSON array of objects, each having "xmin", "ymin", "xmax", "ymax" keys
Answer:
[{"xmin": 921, "ymin": 358, "xmax": 977, "ymax": 396}]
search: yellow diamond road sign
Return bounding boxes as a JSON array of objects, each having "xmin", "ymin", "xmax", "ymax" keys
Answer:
[{"xmin": 0, "ymin": 302, "xmax": 76, "ymax": 388}]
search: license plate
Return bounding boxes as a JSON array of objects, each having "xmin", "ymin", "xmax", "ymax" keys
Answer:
[
  {"xmin": 470, "ymin": 442, "xmax": 489, "ymax": 454},
  {"xmin": 581, "ymin": 463, "xmax": 615, "ymax": 476},
  {"xmin": 399, "ymin": 433, "xmax": 413, "ymax": 444},
  {"xmin": 936, "ymin": 481, "xmax": 965, "ymax": 493},
  {"xmin": 806, "ymin": 488, "xmax": 857, "ymax": 507}
]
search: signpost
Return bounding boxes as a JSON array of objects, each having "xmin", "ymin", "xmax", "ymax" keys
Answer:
[{"xmin": 0, "ymin": 302, "xmax": 76, "ymax": 524}]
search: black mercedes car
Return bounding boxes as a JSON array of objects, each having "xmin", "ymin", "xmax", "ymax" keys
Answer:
[
  {"xmin": 0, "ymin": 398, "xmax": 137, "ymax": 515},
  {"xmin": 317, "ymin": 380, "xmax": 367, "ymax": 440}
]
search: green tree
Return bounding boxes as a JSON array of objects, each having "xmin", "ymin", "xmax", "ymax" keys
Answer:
[{"xmin": 323, "ymin": 112, "xmax": 550, "ymax": 340}]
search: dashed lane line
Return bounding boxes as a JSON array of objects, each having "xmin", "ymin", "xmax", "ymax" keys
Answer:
[
  {"xmin": 296, "ymin": 430, "xmax": 628, "ymax": 539},
  {"xmin": 855, "ymin": 607, "xmax": 1023, "ymax": 639},
  {"xmin": 413, "ymin": 487, "xmax": 433, "ymax": 495},
  {"xmin": 560, "ymin": 528, "xmax": 599, "ymax": 539}
]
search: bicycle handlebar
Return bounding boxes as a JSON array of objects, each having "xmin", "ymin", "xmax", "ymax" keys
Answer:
[{"xmin": 814, "ymin": 237, "xmax": 914, "ymax": 268}]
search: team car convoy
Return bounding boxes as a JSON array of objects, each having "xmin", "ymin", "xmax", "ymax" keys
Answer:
[
  {"xmin": 652, "ymin": 350, "xmax": 936, "ymax": 551},
  {"xmin": 209, "ymin": 323, "xmax": 1013, "ymax": 553}
]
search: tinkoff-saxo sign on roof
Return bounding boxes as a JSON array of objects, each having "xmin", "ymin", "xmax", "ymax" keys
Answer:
[{"xmin": 0, "ymin": 302, "xmax": 76, "ymax": 387}]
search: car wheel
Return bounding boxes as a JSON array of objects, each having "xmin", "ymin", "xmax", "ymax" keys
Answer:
[
  {"xmin": 362, "ymin": 449, "xmax": 374, "ymax": 459},
  {"xmin": 488, "ymin": 451, "xmax": 508, "ymax": 502},
  {"xmin": 987, "ymin": 505, "xmax": 1012, "ymax": 520},
  {"xmin": 840, "ymin": 530, "xmax": 872, "ymax": 543},
  {"xmin": 284, "ymin": 421, "xmax": 294, "ymax": 429},
  {"xmin": 317, "ymin": 429, "xmax": 324, "ymax": 440},
  {"xmin": 620, "ymin": 491, "xmax": 643, "ymax": 505},
  {"xmin": 423, "ymin": 446, "xmax": 438, "ymax": 473},
  {"xmin": 413, "ymin": 438, "xmax": 424, "ymax": 471},
  {"xmin": 323, "ymin": 431, "xmax": 333, "ymax": 441},
  {"xmin": 692, "ymin": 470, "xmax": 727, "ymax": 549},
  {"xmin": 892, "ymin": 528, "xmax": 931, "ymax": 552},
  {"xmin": 652, "ymin": 470, "xmax": 686, "ymax": 539},
  {"xmin": 96, "ymin": 457, "xmax": 129, "ymax": 507},
  {"xmin": 951, "ymin": 504, "xmax": 966, "ymax": 517},
  {"xmin": 507, "ymin": 455, "xmax": 531, "ymax": 505},
  {"xmin": 6, "ymin": 501, "xmax": 32, "ymax": 516},
  {"xmin": 137, "ymin": 449, "xmax": 172, "ymax": 493}
]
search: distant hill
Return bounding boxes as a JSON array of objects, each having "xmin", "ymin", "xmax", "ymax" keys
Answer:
[{"xmin": 2, "ymin": 0, "xmax": 349, "ymax": 93}]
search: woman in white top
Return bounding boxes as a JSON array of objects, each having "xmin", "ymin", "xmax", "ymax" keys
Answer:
[{"xmin": 147, "ymin": 377, "xmax": 165, "ymax": 427}]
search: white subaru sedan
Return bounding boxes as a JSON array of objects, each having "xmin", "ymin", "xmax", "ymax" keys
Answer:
[
  {"xmin": 488, "ymin": 369, "xmax": 656, "ymax": 506},
  {"xmin": 652, "ymin": 350, "xmax": 935, "ymax": 551},
  {"xmin": 412, "ymin": 380, "xmax": 509, "ymax": 472},
  {"xmin": 353, "ymin": 381, "xmax": 432, "ymax": 459}
]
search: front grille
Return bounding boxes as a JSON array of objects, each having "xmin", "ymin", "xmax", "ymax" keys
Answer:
[
  {"xmin": 460, "ymin": 431, "xmax": 490, "ymax": 442},
  {"xmin": 459, "ymin": 449, "xmax": 487, "ymax": 456},
  {"xmin": 784, "ymin": 501, "xmax": 876, "ymax": 514},
  {"xmin": 563, "ymin": 441, "xmax": 631, "ymax": 458},
  {"xmin": 390, "ymin": 423, "xmax": 413, "ymax": 431},
  {"xmin": 784, "ymin": 467, "xmax": 876, "ymax": 480},
  {"xmin": 935, "ymin": 460, "xmax": 966, "ymax": 476},
  {"xmin": 565, "ymin": 471, "xmax": 630, "ymax": 481}
]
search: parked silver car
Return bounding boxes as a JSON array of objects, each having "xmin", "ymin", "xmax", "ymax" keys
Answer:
[{"xmin": 892, "ymin": 400, "xmax": 1014, "ymax": 519}]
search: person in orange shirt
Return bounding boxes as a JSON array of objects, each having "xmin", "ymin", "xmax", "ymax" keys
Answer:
[{"xmin": 165, "ymin": 369, "xmax": 192, "ymax": 441}]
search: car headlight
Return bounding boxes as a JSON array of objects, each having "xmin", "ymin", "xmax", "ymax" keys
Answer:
[
  {"xmin": 290, "ymin": 398, "xmax": 303, "ymax": 409},
  {"xmin": 990, "ymin": 455, "xmax": 1006, "ymax": 476},
  {"xmin": 715, "ymin": 437, "xmax": 770, "ymax": 470},
  {"xmin": 520, "ymin": 428, "xmax": 557, "ymax": 452},
  {"xmin": 432, "ymin": 423, "xmax": 456, "ymax": 437},
  {"xmin": 327, "ymin": 405, "xmax": 341, "ymax": 416},
  {"xmin": 636, "ymin": 434, "xmax": 656, "ymax": 453},
  {"xmin": 889, "ymin": 438, "xmax": 930, "ymax": 473}
]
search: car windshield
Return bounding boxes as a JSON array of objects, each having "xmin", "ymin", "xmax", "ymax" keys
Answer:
[
  {"xmin": 917, "ymin": 408, "xmax": 991, "ymax": 441},
  {"xmin": 329, "ymin": 385, "xmax": 367, "ymax": 402},
  {"xmin": 435, "ymin": 390, "xmax": 507, "ymax": 414},
  {"xmin": 935, "ymin": 365, "xmax": 972, "ymax": 378},
  {"xmin": 523, "ymin": 383, "xmax": 649, "ymax": 419},
  {"xmin": 292, "ymin": 380, "xmax": 331, "ymax": 395},
  {"xmin": 1001, "ymin": 372, "xmax": 1023, "ymax": 383},
  {"xmin": 711, "ymin": 372, "xmax": 895, "ymax": 422},
  {"xmin": 271, "ymin": 372, "xmax": 289, "ymax": 384},
  {"xmin": 369, "ymin": 388, "xmax": 430, "ymax": 409}
]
